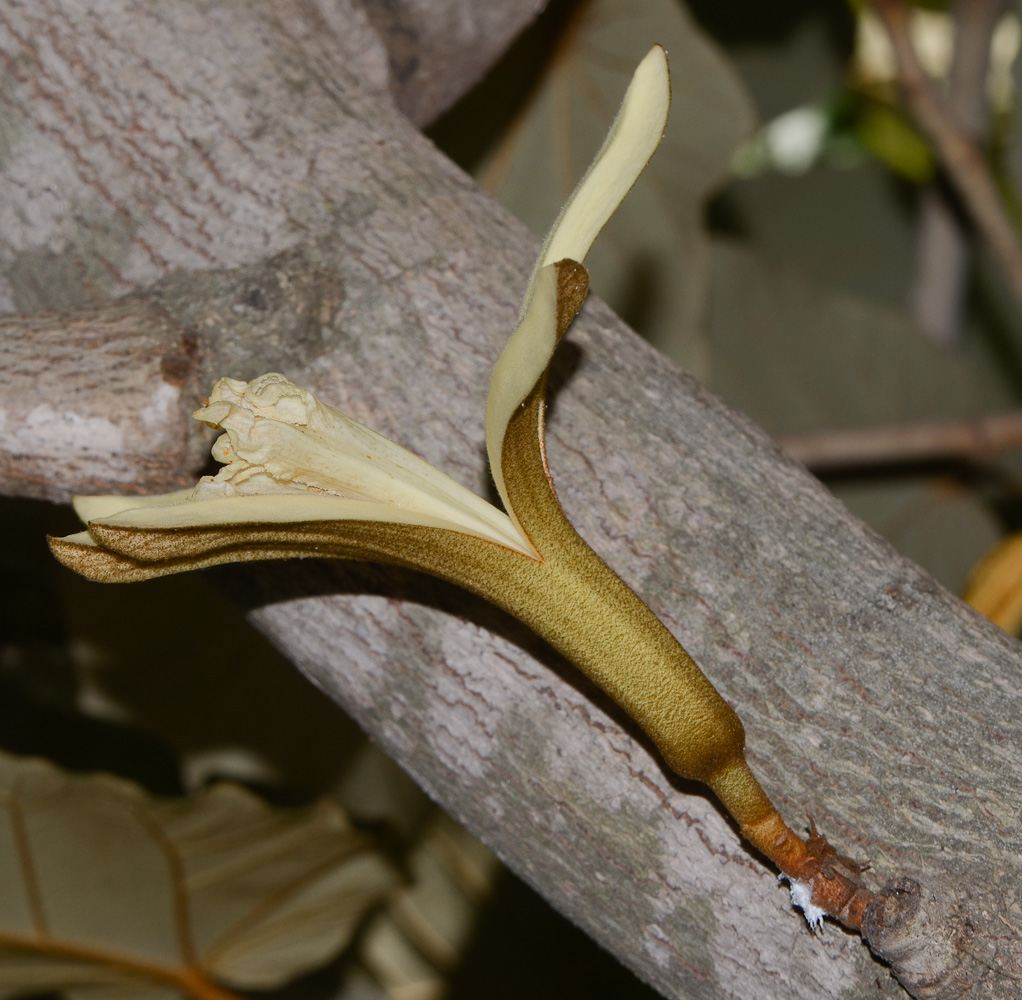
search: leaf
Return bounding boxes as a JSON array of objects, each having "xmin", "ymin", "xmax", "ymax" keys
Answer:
[
  {"xmin": 0, "ymin": 751, "xmax": 397, "ymax": 1000},
  {"xmin": 706, "ymin": 241, "xmax": 1009, "ymax": 590},
  {"xmin": 461, "ymin": 0, "xmax": 756, "ymax": 371},
  {"xmin": 706, "ymin": 240, "xmax": 1015, "ymax": 432},
  {"xmin": 829, "ymin": 476, "xmax": 1003, "ymax": 597},
  {"xmin": 855, "ymin": 98, "xmax": 934, "ymax": 183},
  {"xmin": 359, "ymin": 812, "xmax": 499, "ymax": 1000},
  {"xmin": 962, "ymin": 532, "xmax": 1022, "ymax": 634}
]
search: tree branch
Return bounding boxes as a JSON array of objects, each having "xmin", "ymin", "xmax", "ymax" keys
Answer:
[
  {"xmin": 0, "ymin": 299, "xmax": 206, "ymax": 502},
  {"xmin": 779, "ymin": 409, "xmax": 1022, "ymax": 470},
  {"xmin": 871, "ymin": 0, "xmax": 1022, "ymax": 317},
  {"xmin": 2, "ymin": 3, "xmax": 1021, "ymax": 997},
  {"xmin": 361, "ymin": 0, "xmax": 548, "ymax": 126},
  {"xmin": 910, "ymin": 0, "xmax": 1007, "ymax": 345}
]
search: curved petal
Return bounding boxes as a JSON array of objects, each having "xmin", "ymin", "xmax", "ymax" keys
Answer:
[
  {"xmin": 73, "ymin": 489, "xmax": 196, "ymax": 523},
  {"xmin": 53, "ymin": 489, "xmax": 534, "ymax": 578},
  {"xmin": 484, "ymin": 264, "xmax": 559, "ymax": 524},
  {"xmin": 486, "ymin": 44, "xmax": 670, "ymax": 534},
  {"xmin": 90, "ymin": 493, "xmax": 524, "ymax": 546},
  {"xmin": 49, "ymin": 505, "xmax": 534, "ymax": 586},
  {"xmin": 193, "ymin": 373, "xmax": 528, "ymax": 552},
  {"xmin": 520, "ymin": 44, "xmax": 670, "ymax": 314}
]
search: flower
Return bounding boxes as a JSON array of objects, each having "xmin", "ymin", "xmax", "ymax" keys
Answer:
[
  {"xmin": 49, "ymin": 46, "xmax": 869, "ymax": 924},
  {"xmin": 62, "ymin": 368, "xmax": 534, "ymax": 567},
  {"xmin": 50, "ymin": 43, "xmax": 672, "ymax": 589}
]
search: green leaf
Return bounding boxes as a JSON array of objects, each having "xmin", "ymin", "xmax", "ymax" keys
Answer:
[
  {"xmin": 855, "ymin": 99, "xmax": 934, "ymax": 183},
  {"xmin": 0, "ymin": 751, "xmax": 397, "ymax": 999}
]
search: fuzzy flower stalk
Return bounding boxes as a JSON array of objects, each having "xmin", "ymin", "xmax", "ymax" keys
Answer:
[{"xmin": 51, "ymin": 48, "xmax": 870, "ymax": 929}]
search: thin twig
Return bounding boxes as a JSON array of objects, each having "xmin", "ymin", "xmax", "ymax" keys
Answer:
[
  {"xmin": 872, "ymin": 0, "xmax": 1022, "ymax": 313},
  {"xmin": 778, "ymin": 409, "xmax": 1022, "ymax": 470},
  {"xmin": 911, "ymin": 0, "xmax": 1007, "ymax": 344}
]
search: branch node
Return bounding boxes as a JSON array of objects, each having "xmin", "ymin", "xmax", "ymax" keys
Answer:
[{"xmin": 863, "ymin": 877, "xmax": 976, "ymax": 999}]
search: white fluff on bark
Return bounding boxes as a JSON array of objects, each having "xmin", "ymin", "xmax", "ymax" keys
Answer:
[{"xmin": 784, "ymin": 878, "xmax": 826, "ymax": 932}]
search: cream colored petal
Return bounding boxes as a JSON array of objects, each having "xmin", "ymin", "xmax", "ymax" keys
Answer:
[
  {"xmin": 55, "ymin": 529, "xmax": 100, "ymax": 548},
  {"xmin": 91, "ymin": 493, "xmax": 518, "ymax": 540},
  {"xmin": 73, "ymin": 489, "xmax": 196, "ymax": 524},
  {"xmin": 486, "ymin": 45, "xmax": 670, "ymax": 520},
  {"xmin": 53, "ymin": 491, "xmax": 537, "ymax": 581},
  {"xmin": 519, "ymin": 45, "xmax": 670, "ymax": 316},
  {"xmin": 485, "ymin": 265, "xmax": 559, "ymax": 521},
  {"xmin": 189, "ymin": 373, "xmax": 531, "ymax": 554}
]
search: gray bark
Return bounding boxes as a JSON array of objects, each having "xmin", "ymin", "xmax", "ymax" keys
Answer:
[
  {"xmin": 1, "ymin": 3, "xmax": 1021, "ymax": 998},
  {"xmin": 360, "ymin": 0, "xmax": 548, "ymax": 126}
]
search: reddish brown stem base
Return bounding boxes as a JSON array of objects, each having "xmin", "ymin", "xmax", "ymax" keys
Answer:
[
  {"xmin": 740, "ymin": 811, "xmax": 871, "ymax": 929},
  {"xmin": 795, "ymin": 819, "xmax": 873, "ymax": 930}
]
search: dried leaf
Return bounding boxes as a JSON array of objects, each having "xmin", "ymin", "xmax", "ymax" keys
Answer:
[
  {"xmin": 0, "ymin": 751, "xmax": 397, "ymax": 999},
  {"xmin": 359, "ymin": 813, "xmax": 498, "ymax": 1000},
  {"xmin": 963, "ymin": 532, "xmax": 1022, "ymax": 634}
]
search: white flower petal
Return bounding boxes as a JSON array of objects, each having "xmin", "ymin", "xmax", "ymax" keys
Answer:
[
  {"xmin": 486, "ymin": 46, "xmax": 670, "ymax": 520},
  {"xmin": 520, "ymin": 45, "xmax": 670, "ymax": 315},
  {"xmin": 73, "ymin": 489, "xmax": 196, "ymax": 524},
  {"xmin": 185, "ymin": 374, "xmax": 530, "ymax": 553},
  {"xmin": 485, "ymin": 265, "xmax": 559, "ymax": 522},
  {"xmin": 90, "ymin": 493, "xmax": 512, "ymax": 537}
]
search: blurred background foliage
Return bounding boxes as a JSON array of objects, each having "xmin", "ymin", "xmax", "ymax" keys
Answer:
[
  {"xmin": 431, "ymin": 0, "xmax": 1022, "ymax": 602},
  {"xmin": 7, "ymin": 0, "xmax": 1022, "ymax": 996}
]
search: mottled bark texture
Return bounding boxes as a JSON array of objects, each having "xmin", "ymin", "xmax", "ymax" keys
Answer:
[
  {"xmin": 360, "ymin": 0, "xmax": 547, "ymax": 126},
  {"xmin": 1, "ymin": 4, "xmax": 1020, "ymax": 999}
]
